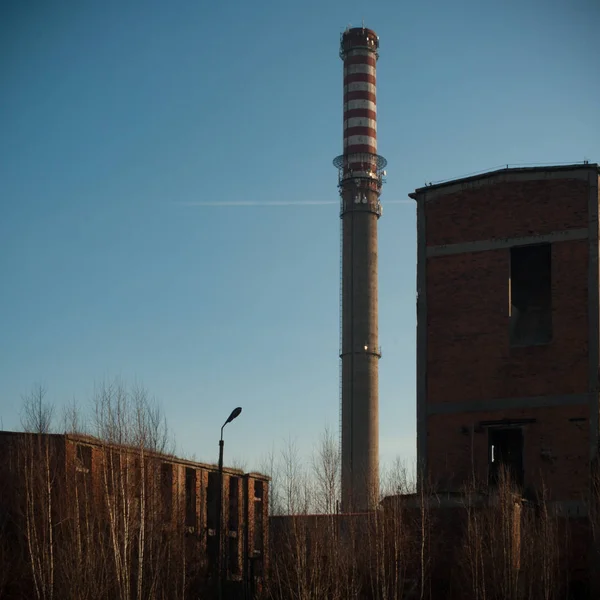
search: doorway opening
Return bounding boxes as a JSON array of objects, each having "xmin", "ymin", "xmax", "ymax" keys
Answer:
[{"xmin": 489, "ymin": 428, "xmax": 524, "ymax": 487}]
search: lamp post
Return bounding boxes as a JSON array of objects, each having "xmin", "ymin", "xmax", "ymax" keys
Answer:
[{"xmin": 217, "ymin": 406, "xmax": 242, "ymax": 600}]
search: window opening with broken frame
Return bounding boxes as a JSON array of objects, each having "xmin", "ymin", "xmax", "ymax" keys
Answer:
[
  {"xmin": 76, "ymin": 444, "xmax": 92, "ymax": 473},
  {"xmin": 509, "ymin": 243, "xmax": 552, "ymax": 346}
]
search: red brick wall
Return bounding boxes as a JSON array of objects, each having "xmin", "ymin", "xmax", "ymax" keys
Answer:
[
  {"xmin": 425, "ymin": 178, "xmax": 589, "ymax": 247},
  {"xmin": 427, "ymin": 239, "xmax": 589, "ymax": 404},
  {"xmin": 427, "ymin": 406, "xmax": 590, "ymax": 499},
  {"xmin": 423, "ymin": 175, "xmax": 593, "ymax": 501}
]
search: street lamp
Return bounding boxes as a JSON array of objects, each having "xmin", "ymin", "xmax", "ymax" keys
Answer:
[{"xmin": 217, "ymin": 407, "xmax": 242, "ymax": 600}]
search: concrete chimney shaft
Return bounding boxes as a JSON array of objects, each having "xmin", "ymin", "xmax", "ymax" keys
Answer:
[{"xmin": 333, "ymin": 26, "xmax": 385, "ymax": 512}]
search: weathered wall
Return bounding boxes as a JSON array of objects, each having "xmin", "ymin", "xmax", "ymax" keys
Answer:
[
  {"xmin": 0, "ymin": 431, "xmax": 269, "ymax": 595},
  {"xmin": 425, "ymin": 177, "xmax": 589, "ymax": 247},
  {"xmin": 427, "ymin": 406, "xmax": 589, "ymax": 499},
  {"xmin": 413, "ymin": 166, "xmax": 600, "ymax": 501},
  {"xmin": 426, "ymin": 240, "xmax": 589, "ymax": 405}
]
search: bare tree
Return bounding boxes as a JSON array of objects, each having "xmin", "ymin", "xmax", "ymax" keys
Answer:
[
  {"xmin": 61, "ymin": 397, "xmax": 83, "ymax": 435},
  {"xmin": 260, "ymin": 446, "xmax": 282, "ymax": 516},
  {"xmin": 280, "ymin": 437, "xmax": 313, "ymax": 516},
  {"xmin": 229, "ymin": 457, "xmax": 248, "ymax": 472},
  {"xmin": 90, "ymin": 379, "xmax": 185, "ymax": 600},
  {"xmin": 311, "ymin": 427, "xmax": 339, "ymax": 515},
  {"xmin": 268, "ymin": 430, "xmax": 369, "ymax": 600},
  {"xmin": 20, "ymin": 432, "xmax": 56, "ymax": 599},
  {"xmin": 21, "ymin": 385, "xmax": 54, "ymax": 434},
  {"xmin": 459, "ymin": 468, "xmax": 528, "ymax": 600}
]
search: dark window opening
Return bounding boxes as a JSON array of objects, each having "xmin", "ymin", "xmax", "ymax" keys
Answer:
[
  {"xmin": 253, "ymin": 480, "xmax": 264, "ymax": 553},
  {"xmin": 106, "ymin": 451, "xmax": 121, "ymax": 496},
  {"xmin": 75, "ymin": 444, "xmax": 92, "ymax": 507},
  {"xmin": 132, "ymin": 457, "xmax": 142, "ymax": 497},
  {"xmin": 254, "ymin": 480, "xmax": 263, "ymax": 501},
  {"xmin": 228, "ymin": 535, "xmax": 240, "ymax": 575},
  {"xmin": 253, "ymin": 499, "xmax": 263, "ymax": 554},
  {"xmin": 489, "ymin": 428, "xmax": 524, "ymax": 487},
  {"xmin": 510, "ymin": 243, "xmax": 552, "ymax": 346},
  {"xmin": 185, "ymin": 468, "xmax": 196, "ymax": 527},
  {"xmin": 207, "ymin": 472, "xmax": 218, "ymax": 531},
  {"xmin": 207, "ymin": 534, "xmax": 217, "ymax": 567},
  {"xmin": 161, "ymin": 463, "xmax": 173, "ymax": 522},
  {"xmin": 76, "ymin": 444, "xmax": 92, "ymax": 472},
  {"xmin": 251, "ymin": 554, "xmax": 264, "ymax": 579},
  {"xmin": 228, "ymin": 476, "xmax": 239, "ymax": 531}
]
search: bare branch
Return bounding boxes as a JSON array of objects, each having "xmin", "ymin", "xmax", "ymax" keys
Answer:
[{"xmin": 20, "ymin": 384, "xmax": 54, "ymax": 434}]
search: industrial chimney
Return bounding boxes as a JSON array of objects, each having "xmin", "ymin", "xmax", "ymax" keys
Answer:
[{"xmin": 333, "ymin": 26, "xmax": 386, "ymax": 512}]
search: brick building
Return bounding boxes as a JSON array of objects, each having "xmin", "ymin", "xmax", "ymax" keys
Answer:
[
  {"xmin": 0, "ymin": 431, "xmax": 268, "ymax": 598},
  {"xmin": 409, "ymin": 162, "xmax": 600, "ymax": 508}
]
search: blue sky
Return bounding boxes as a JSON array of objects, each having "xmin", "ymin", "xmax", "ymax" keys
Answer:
[{"xmin": 1, "ymin": 0, "xmax": 599, "ymax": 473}]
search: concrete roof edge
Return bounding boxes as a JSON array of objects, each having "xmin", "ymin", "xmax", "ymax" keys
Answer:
[
  {"xmin": 245, "ymin": 471, "xmax": 271, "ymax": 481},
  {"xmin": 409, "ymin": 162, "xmax": 599, "ymax": 199},
  {"xmin": 0, "ymin": 430, "xmax": 268, "ymax": 478}
]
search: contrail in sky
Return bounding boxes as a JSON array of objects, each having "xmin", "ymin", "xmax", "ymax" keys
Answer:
[{"xmin": 176, "ymin": 200, "xmax": 412, "ymax": 207}]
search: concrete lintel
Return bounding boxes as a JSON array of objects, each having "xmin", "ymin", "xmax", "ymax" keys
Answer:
[
  {"xmin": 588, "ymin": 173, "xmax": 599, "ymax": 462},
  {"xmin": 426, "ymin": 228, "xmax": 589, "ymax": 258},
  {"xmin": 427, "ymin": 393, "xmax": 589, "ymax": 416},
  {"xmin": 411, "ymin": 164, "xmax": 598, "ymax": 202}
]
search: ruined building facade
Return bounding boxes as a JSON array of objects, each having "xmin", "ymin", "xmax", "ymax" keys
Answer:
[
  {"xmin": 410, "ymin": 163, "xmax": 600, "ymax": 509},
  {"xmin": 0, "ymin": 431, "xmax": 268, "ymax": 598}
]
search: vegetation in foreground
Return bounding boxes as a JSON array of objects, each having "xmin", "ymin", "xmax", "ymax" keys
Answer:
[{"xmin": 0, "ymin": 384, "xmax": 598, "ymax": 599}]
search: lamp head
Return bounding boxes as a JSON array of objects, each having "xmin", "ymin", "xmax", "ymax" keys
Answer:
[{"xmin": 225, "ymin": 407, "xmax": 242, "ymax": 424}]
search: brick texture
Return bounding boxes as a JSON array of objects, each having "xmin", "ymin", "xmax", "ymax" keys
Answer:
[
  {"xmin": 427, "ymin": 406, "xmax": 589, "ymax": 499},
  {"xmin": 421, "ymin": 172, "xmax": 596, "ymax": 501},
  {"xmin": 427, "ymin": 239, "xmax": 589, "ymax": 404},
  {"xmin": 0, "ymin": 431, "xmax": 270, "ymax": 595},
  {"xmin": 425, "ymin": 178, "xmax": 589, "ymax": 247}
]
